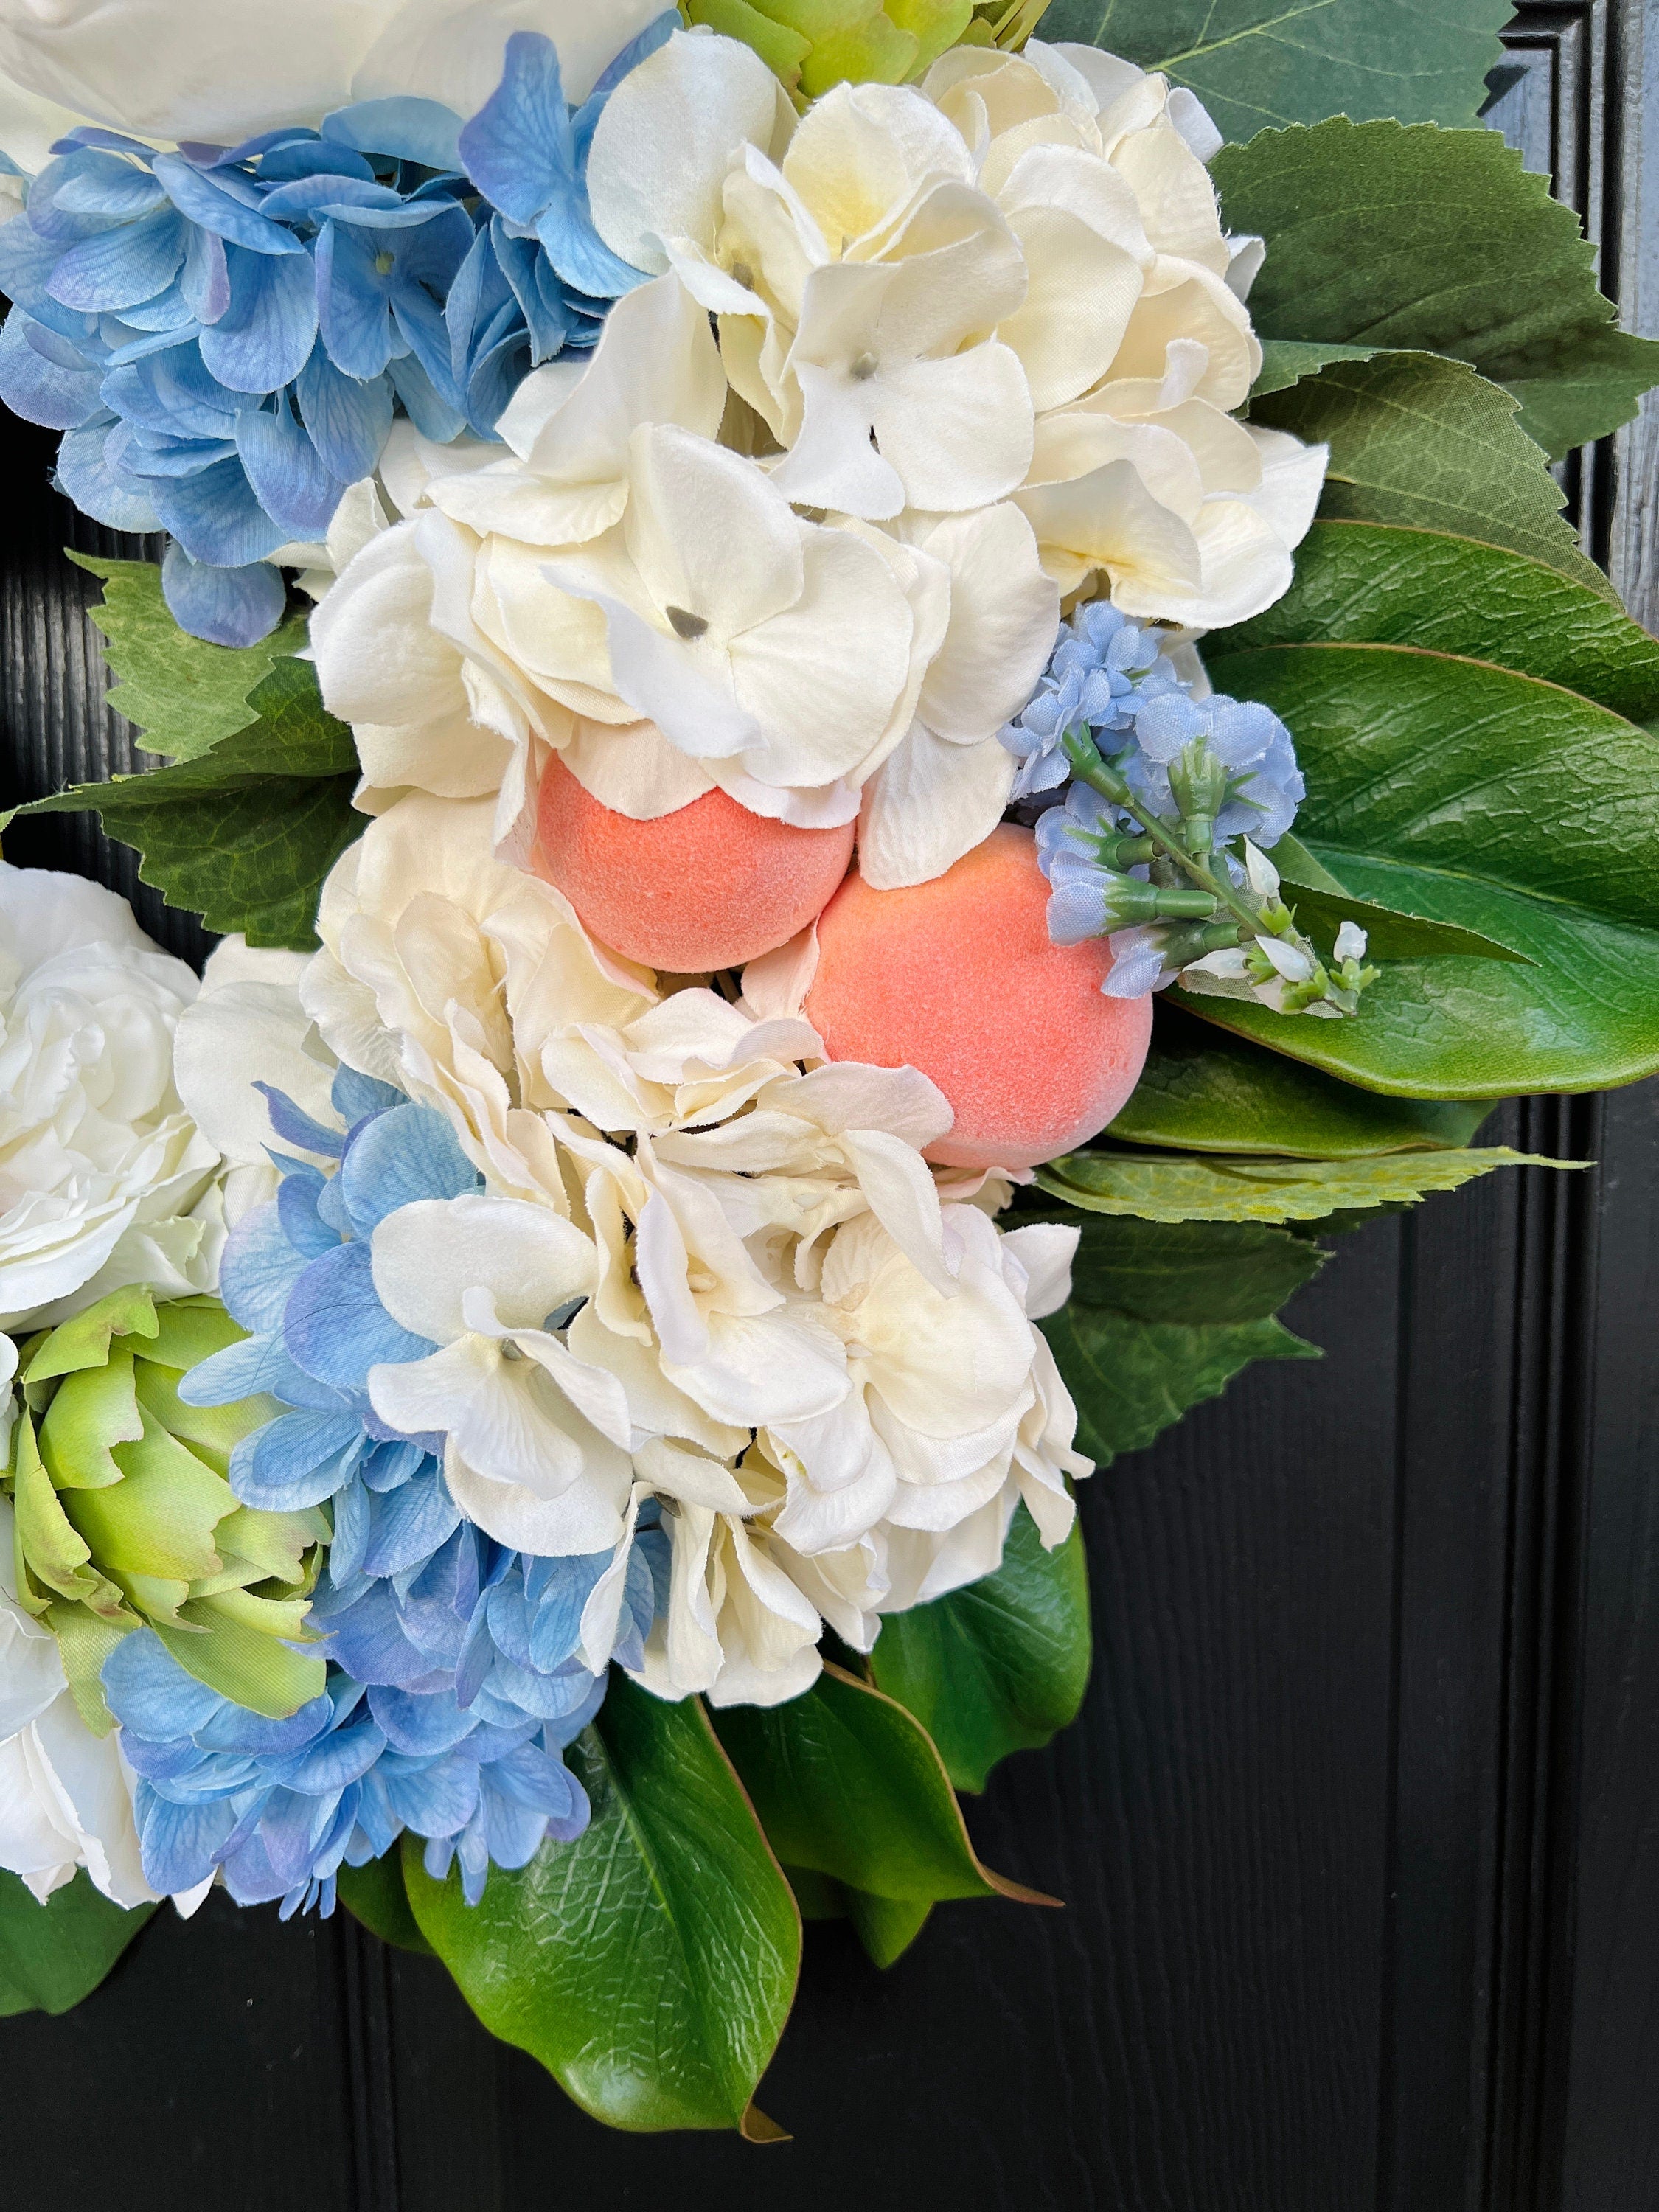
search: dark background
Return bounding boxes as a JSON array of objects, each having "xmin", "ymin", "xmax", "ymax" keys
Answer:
[{"xmin": 4, "ymin": 7, "xmax": 1658, "ymax": 2206}]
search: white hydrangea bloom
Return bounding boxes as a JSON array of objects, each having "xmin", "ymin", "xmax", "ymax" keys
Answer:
[
  {"xmin": 0, "ymin": 866, "xmax": 226, "ymax": 1335},
  {"xmin": 174, "ymin": 797, "xmax": 1094, "ymax": 1705}
]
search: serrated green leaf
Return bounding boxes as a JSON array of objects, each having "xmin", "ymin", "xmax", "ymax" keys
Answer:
[
  {"xmin": 1043, "ymin": 1306, "xmax": 1318, "ymax": 1461},
  {"xmin": 11, "ymin": 563, "xmax": 361, "ymax": 949},
  {"xmin": 0, "ymin": 1870, "xmax": 155, "ymax": 2018},
  {"xmin": 1214, "ymin": 121, "xmax": 1659, "ymax": 459},
  {"xmin": 1201, "ymin": 624, "xmax": 1659, "ymax": 1094},
  {"xmin": 1253, "ymin": 338, "xmax": 1382, "ymax": 398},
  {"xmin": 1225, "ymin": 520, "xmax": 1659, "ymax": 723},
  {"xmin": 1249, "ymin": 352, "xmax": 1611, "ymax": 594},
  {"xmin": 1038, "ymin": 1144, "xmax": 1571, "ymax": 1222},
  {"xmin": 337, "ymin": 1851, "xmax": 435, "ymax": 1956},
  {"xmin": 405, "ymin": 1675, "xmax": 801, "ymax": 2135},
  {"xmin": 68, "ymin": 554, "xmax": 309, "ymax": 762},
  {"xmin": 1038, "ymin": 0, "xmax": 1510, "ymax": 142},
  {"xmin": 867, "ymin": 1503, "xmax": 1091, "ymax": 1793},
  {"xmin": 1058, "ymin": 1212, "xmax": 1327, "ymax": 1319},
  {"xmin": 1107, "ymin": 1005, "xmax": 1490, "ymax": 1158}
]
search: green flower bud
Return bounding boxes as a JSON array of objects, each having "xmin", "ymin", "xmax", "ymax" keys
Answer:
[
  {"xmin": 4, "ymin": 1285, "xmax": 328, "ymax": 1733},
  {"xmin": 680, "ymin": 0, "xmax": 1029, "ymax": 98}
]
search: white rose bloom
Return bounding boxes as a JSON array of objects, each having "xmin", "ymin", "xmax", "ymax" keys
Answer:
[
  {"xmin": 0, "ymin": 0, "xmax": 668, "ymax": 151},
  {"xmin": 0, "ymin": 866, "xmax": 226, "ymax": 1333},
  {"xmin": 0, "ymin": 1496, "xmax": 153, "ymax": 1907}
]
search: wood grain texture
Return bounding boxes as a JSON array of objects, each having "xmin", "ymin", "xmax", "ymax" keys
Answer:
[{"xmin": 3, "ymin": 7, "xmax": 1658, "ymax": 2209}]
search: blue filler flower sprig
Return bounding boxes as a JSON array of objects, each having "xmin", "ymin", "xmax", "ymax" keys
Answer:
[
  {"xmin": 0, "ymin": 15, "xmax": 675, "ymax": 647},
  {"xmin": 102, "ymin": 1063, "xmax": 668, "ymax": 1919},
  {"xmin": 1001, "ymin": 601, "xmax": 1377, "ymax": 1018}
]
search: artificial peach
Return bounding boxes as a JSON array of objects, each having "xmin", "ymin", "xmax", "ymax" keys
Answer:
[
  {"xmin": 533, "ymin": 756, "xmax": 856, "ymax": 973},
  {"xmin": 805, "ymin": 824, "xmax": 1153, "ymax": 1172}
]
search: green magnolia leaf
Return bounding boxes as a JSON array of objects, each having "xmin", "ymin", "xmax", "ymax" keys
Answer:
[
  {"xmin": 1214, "ymin": 122, "xmax": 1659, "ymax": 460},
  {"xmin": 867, "ymin": 1503, "xmax": 1091, "ymax": 1793},
  {"xmin": 711, "ymin": 1662, "xmax": 1051, "ymax": 1907},
  {"xmin": 845, "ymin": 1889, "xmax": 932, "ymax": 1968},
  {"xmin": 337, "ymin": 1851, "xmax": 435, "ymax": 1956},
  {"xmin": 1107, "ymin": 1005, "xmax": 1490, "ymax": 1158},
  {"xmin": 1201, "ymin": 538, "xmax": 1659, "ymax": 1093},
  {"xmin": 405, "ymin": 1674, "xmax": 801, "ymax": 2135},
  {"xmin": 0, "ymin": 1870, "xmax": 155, "ymax": 2018},
  {"xmin": 1037, "ymin": 1144, "xmax": 1571, "ymax": 1222},
  {"xmin": 1248, "ymin": 352, "xmax": 1612, "ymax": 595},
  {"xmin": 1038, "ymin": 0, "xmax": 1510, "ymax": 143},
  {"xmin": 1225, "ymin": 518, "xmax": 1659, "ymax": 723},
  {"xmin": 1276, "ymin": 880, "xmax": 1528, "ymax": 964}
]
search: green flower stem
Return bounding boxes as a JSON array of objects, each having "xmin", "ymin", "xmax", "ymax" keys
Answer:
[{"xmin": 1062, "ymin": 728, "xmax": 1267, "ymax": 939}]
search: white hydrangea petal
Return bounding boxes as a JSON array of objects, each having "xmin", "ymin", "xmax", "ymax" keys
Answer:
[{"xmin": 371, "ymin": 1194, "xmax": 597, "ymax": 1342}]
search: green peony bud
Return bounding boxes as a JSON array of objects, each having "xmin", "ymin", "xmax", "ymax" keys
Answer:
[
  {"xmin": 679, "ymin": 0, "xmax": 1047, "ymax": 98},
  {"xmin": 4, "ymin": 1285, "xmax": 328, "ymax": 1731}
]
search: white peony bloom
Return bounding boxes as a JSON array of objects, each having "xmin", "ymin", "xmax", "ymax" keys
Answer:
[
  {"xmin": 0, "ymin": 1496, "xmax": 153, "ymax": 1907},
  {"xmin": 0, "ymin": 866, "xmax": 226, "ymax": 1333},
  {"xmin": 0, "ymin": 0, "xmax": 668, "ymax": 151}
]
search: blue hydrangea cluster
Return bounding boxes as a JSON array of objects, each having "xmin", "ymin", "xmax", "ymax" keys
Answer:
[
  {"xmin": 0, "ymin": 16, "xmax": 673, "ymax": 647},
  {"xmin": 106, "ymin": 1063, "xmax": 669, "ymax": 1916},
  {"xmin": 1001, "ymin": 601, "xmax": 1307, "ymax": 997}
]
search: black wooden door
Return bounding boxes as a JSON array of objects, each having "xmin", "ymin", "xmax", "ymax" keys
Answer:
[{"xmin": 4, "ymin": 7, "xmax": 1658, "ymax": 2206}]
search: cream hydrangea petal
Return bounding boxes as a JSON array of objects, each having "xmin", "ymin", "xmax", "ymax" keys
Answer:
[
  {"xmin": 586, "ymin": 25, "xmax": 793, "ymax": 274},
  {"xmin": 998, "ymin": 1222, "xmax": 1079, "ymax": 1321},
  {"xmin": 858, "ymin": 725, "xmax": 1016, "ymax": 894},
  {"xmin": 781, "ymin": 79, "xmax": 976, "ymax": 251},
  {"xmin": 442, "ymin": 1422, "xmax": 633, "ymax": 1557},
  {"xmin": 371, "ymin": 1193, "xmax": 596, "ymax": 1341}
]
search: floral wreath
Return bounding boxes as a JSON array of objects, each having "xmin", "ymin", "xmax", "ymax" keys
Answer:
[{"xmin": 1, "ymin": 0, "xmax": 1655, "ymax": 2140}]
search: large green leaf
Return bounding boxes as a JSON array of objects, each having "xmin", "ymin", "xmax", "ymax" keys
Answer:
[
  {"xmin": 1038, "ymin": 1144, "xmax": 1568, "ymax": 1222},
  {"xmin": 403, "ymin": 1674, "xmax": 801, "ymax": 2135},
  {"xmin": 72, "ymin": 554, "xmax": 310, "ymax": 762},
  {"xmin": 1038, "ymin": 0, "xmax": 1509, "ymax": 143},
  {"xmin": 1035, "ymin": 1212, "xmax": 1324, "ymax": 1463},
  {"xmin": 867, "ymin": 1503, "xmax": 1091, "ymax": 1793},
  {"xmin": 1043, "ymin": 1305, "xmax": 1318, "ymax": 1461},
  {"xmin": 1109, "ymin": 1004, "xmax": 1489, "ymax": 1157},
  {"xmin": 1225, "ymin": 519, "xmax": 1659, "ymax": 722},
  {"xmin": 0, "ymin": 1870, "xmax": 156, "ymax": 2017},
  {"xmin": 711, "ymin": 1663, "xmax": 1046, "ymax": 1903},
  {"xmin": 13, "ymin": 650, "xmax": 361, "ymax": 950},
  {"xmin": 1249, "ymin": 352, "xmax": 1611, "ymax": 594},
  {"xmin": 336, "ymin": 1850, "xmax": 434, "ymax": 1957},
  {"xmin": 1200, "ymin": 524, "xmax": 1659, "ymax": 1094},
  {"xmin": 1214, "ymin": 122, "xmax": 1659, "ymax": 459}
]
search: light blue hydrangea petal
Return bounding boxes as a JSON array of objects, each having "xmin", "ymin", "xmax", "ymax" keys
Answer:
[
  {"xmin": 323, "ymin": 97, "xmax": 465, "ymax": 172},
  {"xmin": 359, "ymin": 1470, "xmax": 461, "ymax": 1581},
  {"xmin": 151, "ymin": 152, "xmax": 306, "ymax": 256},
  {"xmin": 198, "ymin": 243, "xmax": 318, "ymax": 394},
  {"xmin": 179, "ymin": 1328, "xmax": 292, "ymax": 1406},
  {"xmin": 387, "ymin": 1750, "xmax": 480, "ymax": 1837},
  {"xmin": 232, "ymin": 1408, "xmax": 364, "ymax": 1510},
  {"xmin": 101, "ymin": 341, "xmax": 244, "ymax": 437},
  {"xmin": 181, "ymin": 223, "xmax": 233, "ymax": 324},
  {"xmin": 47, "ymin": 149, "xmax": 167, "ymax": 223},
  {"xmin": 275, "ymin": 1164, "xmax": 338, "ymax": 1259},
  {"xmin": 46, "ymin": 204, "xmax": 187, "ymax": 313},
  {"xmin": 56, "ymin": 420, "xmax": 162, "ymax": 531},
  {"xmin": 192, "ymin": 1692, "xmax": 335, "ymax": 1758},
  {"xmin": 341, "ymin": 1102, "xmax": 479, "ymax": 1233},
  {"xmin": 268, "ymin": 1716, "xmax": 386, "ymax": 1794},
  {"xmin": 534, "ymin": 197, "xmax": 641, "ymax": 302},
  {"xmin": 369, "ymin": 1683, "xmax": 476, "ymax": 1756},
  {"xmin": 133, "ymin": 1782, "xmax": 240, "ymax": 1894},
  {"xmin": 219, "ymin": 1198, "xmax": 310, "ymax": 1331},
  {"xmin": 479, "ymin": 1775, "xmax": 558, "ymax": 1868},
  {"xmin": 0, "ymin": 308, "xmax": 105, "ymax": 428},
  {"xmin": 295, "ymin": 344, "xmax": 393, "ymax": 484},
  {"xmin": 333, "ymin": 1066, "xmax": 405, "ymax": 1124},
  {"xmin": 313, "ymin": 1579, "xmax": 441, "ymax": 1690},
  {"xmin": 161, "ymin": 541, "xmax": 287, "ymax": 647},
  {"xmin": 147, "ymin": 452, "xmax": 288, "ymax": 566},
  {"xmin": 102, "ymin": 1627, "xmax": 226, "ymax": 1739},
  {"xmin": 257, "ymin": 139, "xmax": 375, "ymax": 185},
  {"xmin": 314, "ymin": 218, "xmax": 394, "ymax": 380},
  {"xmin": 284, "ymin": 1239, "xmax": 436, "ymax": 1392},
  {"xmin": 386, "ymin": 348, "xmax": 465, "ymax": 442},
  {"xmin": 458, "ymin": 32, "xmax": 572, "ymax": 227},
  {"xmin": 236, "ymin": 393, "xmax": 341, "ymax": 537}
]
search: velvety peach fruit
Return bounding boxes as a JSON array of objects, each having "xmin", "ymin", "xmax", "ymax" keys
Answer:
[
  {"xmin": 533, "ymin": 756, "xmax": 856, "ymax": 973},
  {"xmin": 805, "ymin": 824, "xmax": 1154, "ymax": 1172}
]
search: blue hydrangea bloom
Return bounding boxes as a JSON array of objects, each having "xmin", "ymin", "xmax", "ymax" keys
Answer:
[
  {"xmin": 0, "ymin": 15, "xmax": 674, "ymax": 646},
  {"xmin": 147, "ymin": 1062, "xmax": 672, "ymax": 1912},
  {"xmin": 1012, "ymin": 601, "xmax": 1306, "ymax": 996}
]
